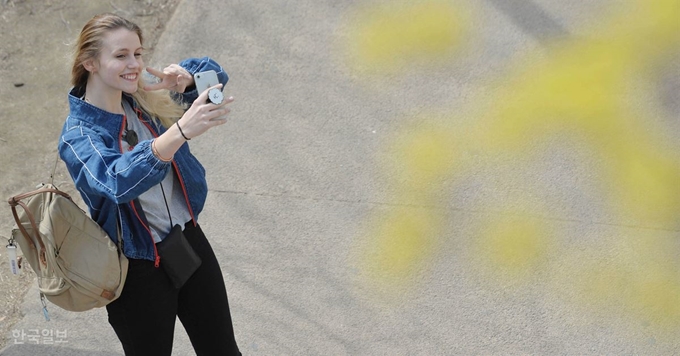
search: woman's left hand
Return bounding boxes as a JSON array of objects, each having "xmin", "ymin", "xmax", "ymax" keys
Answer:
[{"xmin": 144, "ymin": 64, "xmax": 194, "ymax": 93}]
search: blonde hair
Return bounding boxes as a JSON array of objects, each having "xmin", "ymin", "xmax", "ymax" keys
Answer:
[{"xmin": 71, "ymin": 13, "xmax": 184, "ymax": 128}]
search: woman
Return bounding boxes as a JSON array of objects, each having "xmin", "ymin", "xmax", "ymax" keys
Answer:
[{"xmin": 58, "ymin": 13, "xmax": 241, "ymax": 355}]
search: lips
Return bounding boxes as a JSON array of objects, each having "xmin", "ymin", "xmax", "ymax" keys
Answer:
[{"xmin": 121, "ymin": 73, "xmax": 138, "ymax": 81}]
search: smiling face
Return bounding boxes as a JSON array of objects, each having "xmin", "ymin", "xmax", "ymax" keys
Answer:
[{"xmin": 86, "ymin": 28, "xmax": 144, "ymax": 95}]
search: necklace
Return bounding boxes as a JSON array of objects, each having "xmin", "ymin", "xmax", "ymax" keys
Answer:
[
  {"xmin": 122, "ymin": 102, "xmax": 139, "ymax": 148},
  {"xmin": 124, "ymin": 123, "xmax": 139, "ymax": 147}
]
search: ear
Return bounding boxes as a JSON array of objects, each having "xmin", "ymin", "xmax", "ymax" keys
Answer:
[{"xmin": 82, "ymin": 58, "xmax": 98, "ymax": 73}]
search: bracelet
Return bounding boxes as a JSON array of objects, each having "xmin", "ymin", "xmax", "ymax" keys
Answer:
[
  {"xmin": 151, "ymin": 140, "xmax": 173, "ymax": 162},
  {"xmin": 176, "ymin": 121, "xmax": 191, "ymax": 140}
]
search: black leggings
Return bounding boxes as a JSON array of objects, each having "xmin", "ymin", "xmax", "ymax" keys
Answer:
[{"xmin": 106, "ymin": 223, "xmax": 241, "ymax": 356}]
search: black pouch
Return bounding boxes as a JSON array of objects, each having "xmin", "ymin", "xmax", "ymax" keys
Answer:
[{"xmin": 156, "ymin": 224, "xmax": 202, "ymax": 289}]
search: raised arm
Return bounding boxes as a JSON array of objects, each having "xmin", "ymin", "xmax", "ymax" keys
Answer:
[{"xmin": 144, "ymin": 57, "xmax": 234, "ymax": 164}]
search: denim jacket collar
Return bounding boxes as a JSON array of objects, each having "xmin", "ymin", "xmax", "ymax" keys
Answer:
[{"xmin": 68, "ymin": 87, "xmax": 155, "ymax": 136}]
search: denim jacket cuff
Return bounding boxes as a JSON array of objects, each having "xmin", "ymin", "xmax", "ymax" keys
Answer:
[{"xmin": 140, "ymin": 140, "xmax": 172, "ymax": 168}]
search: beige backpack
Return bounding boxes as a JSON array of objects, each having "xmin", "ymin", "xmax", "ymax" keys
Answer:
[{"xmin": 8, "ymin": 183, "xmax": 128, "ymax": 315}]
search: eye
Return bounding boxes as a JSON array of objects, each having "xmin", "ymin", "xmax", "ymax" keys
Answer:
[
  {"xmin": 116, "ymin": 54, "xmax": 126, "ymax": 59},
  {"xmin": 134, "ymin": 53, "xmax": 142, "ymax": 57}
]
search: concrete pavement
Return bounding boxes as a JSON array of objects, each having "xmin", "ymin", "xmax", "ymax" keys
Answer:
[{"xmin": 3, "ymin": 0, "xmax": 679, "ymax": 355}]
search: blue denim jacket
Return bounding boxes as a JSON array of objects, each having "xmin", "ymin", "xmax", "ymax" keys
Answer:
[{"xmin": 59, "ymin": 57, "xmax": 229, "ymax": 263}]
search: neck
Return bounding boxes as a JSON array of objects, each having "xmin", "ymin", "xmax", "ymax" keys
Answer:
[{"xmin": 84, "ymin": 80, "xmax": 125, "ymax": 115}]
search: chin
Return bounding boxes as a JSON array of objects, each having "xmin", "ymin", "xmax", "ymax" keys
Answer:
[{"xmin": 123, "ymin": 86, "xmax": 139, "ymax": 94}]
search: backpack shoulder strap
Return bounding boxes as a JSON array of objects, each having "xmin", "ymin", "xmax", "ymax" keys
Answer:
[{"xmin": 8, "ymin": 186, "xmax": 72, "ymax": 261}]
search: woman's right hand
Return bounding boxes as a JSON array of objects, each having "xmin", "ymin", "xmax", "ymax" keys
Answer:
[
  {"xmin": 176, "ymin": 84, "xmax": 234, "ymax": 140},
  {"xmin": 151, "ymin": 84, "xmax": 234, "ymax": 162}
]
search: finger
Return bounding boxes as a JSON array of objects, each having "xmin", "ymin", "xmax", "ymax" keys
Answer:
[
  {"xmin": 193, "ymin": 83, "xmax": 220, "ymax": 104},
  {"xmin": 166, "ymin": 64, "xmax": 182, "ymax": 72},
  {"xmin": 208, "ymin": 95, "xmax": 234, "ymax": 110},
  {"xmin": 179, "ymin": 67, "xmax": 194, "ymax": 87},
  {"xmin": 209, "ymin": 110, "xmax": 230, "ymax": 123},
  {"xmin": 209, "ymin": 108, "xmax": 231, "ymax": 122},
  {"xmin": 210, "ymin": 117, "xmax": 229, "ymax": 124},
  {"xmin": 167, "ymin": 64, "xmax": 188, "ymax": 77},
  {"xmin": 208, "ymin": 83, "xmax": 223, "ymax": 91},
  {"xmin": 144, "ymin": 81, "xmax": 169, "ymax": 91},
  {"xmin": 145, "ymin": 66, "xmax": 164, "ymax": 78},
  {"xmin": 144, "ymin": 67, "xmax": 169, "ymax": 91},
  {"xmin": 198, "ymin": 83, "xmax": 224, "ymax": 100}
]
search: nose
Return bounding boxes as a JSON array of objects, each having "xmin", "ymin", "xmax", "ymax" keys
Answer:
[{"xmin": 127, "ymin": 57, "xmax": 141, "ymax": 68}]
